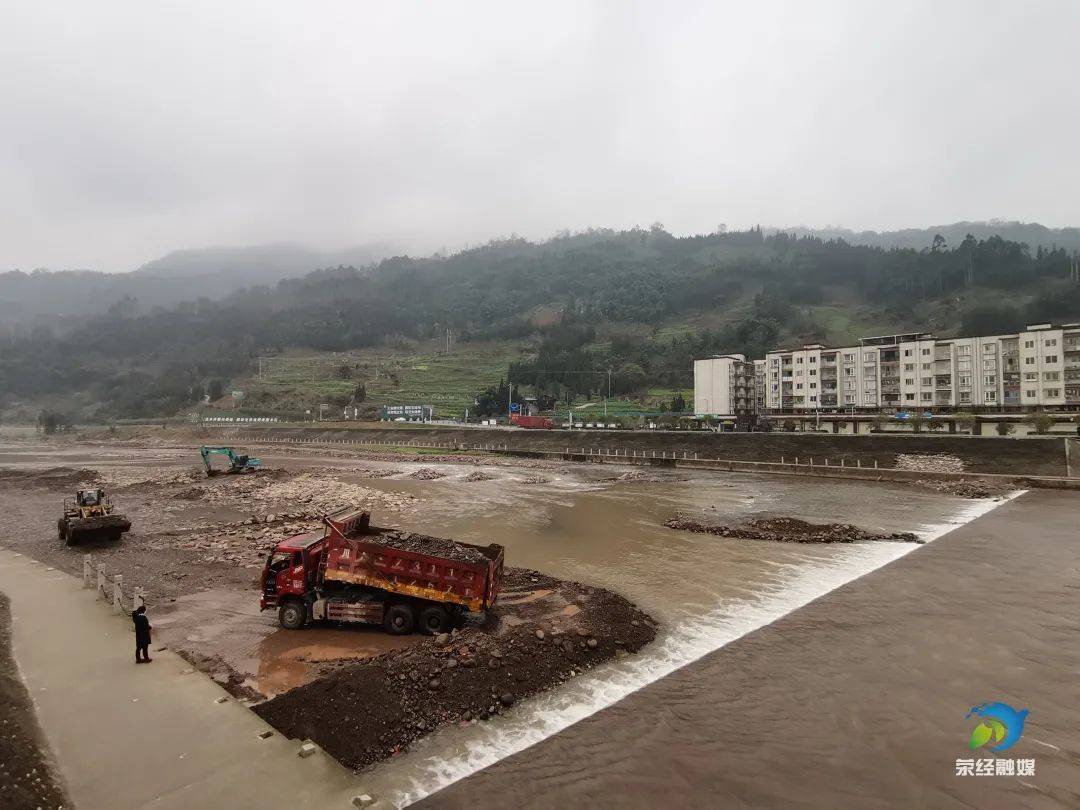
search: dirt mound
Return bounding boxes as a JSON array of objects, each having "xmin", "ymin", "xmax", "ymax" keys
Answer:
[
  {"xmin": 409, "ymin": 467, "xmax": 446, "ymax": 480},
  {"xmin": 464, "ymin": 471, "xmax": 493, "ymax": 482},
  {"xmin": 912, "ymin": 478, "xmax": 1014, "ymax": 499},
  {"xmin": 665, "ymin": 515, "xmax": 921, "ymax": 544},
  {"xmin": 0, "ymin": 466, "xmax": 99, "ymax": 489},
  {"xmin": 253, "ymin": 567, "xmax": 656, "ymax": 772},
  {"xmin": 369, "ymin": 529, "xmax": 491, "ymax": 564}
]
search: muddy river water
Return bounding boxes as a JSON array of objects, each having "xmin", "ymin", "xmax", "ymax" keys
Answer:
[
  {"xmin": 0, "ymin": 440, "xmax": 1007, "ymax": 807},
  {"xmin": 343, "ymin": 466, "xmax": 1003, "ymax": 806}
]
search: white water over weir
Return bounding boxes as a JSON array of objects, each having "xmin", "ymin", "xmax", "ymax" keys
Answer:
[{"xmin": 363, "ymin": 490, "xmax": 1021, "ymax": 807}]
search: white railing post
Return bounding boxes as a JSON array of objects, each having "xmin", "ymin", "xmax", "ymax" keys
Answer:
[
  {"xmin": 83, "ymin": 554, "xmax": 92, "ymax": 588},
  {"xmin": 113, "ymin": 575, "xmax": 123, "ymax": 613},
  {"xmin": 97, "ymin": 563, "xmax": 106, "ymax": 598}
]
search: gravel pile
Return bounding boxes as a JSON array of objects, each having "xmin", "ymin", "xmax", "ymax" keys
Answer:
[
  {"xmin": 895, "ymin": 453, "xmax": 965, "ymax": 474},
  {"xmin": 172, "ymin": 472, "xmax": 416, "ymax": 516},
  {"xmin": 409, "ymin": 467, "xmax": 446, "ymax": 480},
  {"xmin": 520, "ymin": 475, "xmax": 550, "ymax": 485},
  {"xmin": 665, "ymin": 515, "xmax": 921, "ymax": 544},
  {"xmin": 368, "ymin": 530, "xmax": 490, "ymax": 564},
  {"xmin": 463, "ymin": 471, "xmax": 494, "ymax": 482},
  {"xmin": 912, "ymin": 478, "xmax": 1014, "ymax": 499}
]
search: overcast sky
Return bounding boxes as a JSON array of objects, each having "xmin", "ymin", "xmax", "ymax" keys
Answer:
[{"xmin": 2, "ymin": 1, "xmax": 1078, "ymax": 271}]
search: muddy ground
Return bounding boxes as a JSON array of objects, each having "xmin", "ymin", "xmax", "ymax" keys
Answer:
[
  {"xmin": 0, "ymin": 594, "xmax": 70, "ymax": 810},
  {"xmin": 0, "ymin": 432, "xmax": 658, "ymax": 772}
]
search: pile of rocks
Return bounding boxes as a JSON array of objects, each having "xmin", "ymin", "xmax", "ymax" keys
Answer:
[
  {"xmin": 895, "ymin": 453, "xmax": 965, "ymax": 474},
  {"xmin": 519, "ymin": 475, "xmax": 550, "ymax": 485},
  {"xmin": 174, "ymin": 472, "xmax": 416, "ymax": 516},
  {"xmin": 912, "ymin": 478, "xmax": 1014, "ymax": 499},
  {"xmin": 463, "ymin": 471, "xmax": 493, "ymax": 482},
  {"xmin": 665, "ymin": 515, "xmax": 921, "ymax": 544},
  {"xmin": 409, "ymin": 467, "xmax": 446, "ymax": 480}
]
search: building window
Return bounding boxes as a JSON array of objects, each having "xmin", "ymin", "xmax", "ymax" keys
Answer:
[
  {"xmin": 958, "ymin": 359, "xmax": 971, "ymax": 371},
  {"xmin": 921, "ymin": 392, "xmax": 932, "ymax": 401},
  {"xmin": 844, "ymin": 395, "xmax": 855, "ymax": 404},
  {"xmin": 1045, "ymin": 371, "xmax": 1060, "ymax": 381},
  {"xmin": 1046, "ymin": 355, "xmax": 1058, "ymax": 364},
  {"xmin": 810, "ymin": 395, "xmax": 817, "ymax": 402},
  {"xmin": 844, "ymin": 381, "xmax": 855, "ymax": 390},
  {"xmin": 984, "ymin": 375, "xmax": 996, "ymax": 385},
  {"xmin": 863, "ymin": 394, "xmax": 875, "ymax": 404},
  {"xmin": 921, "ymin": 377, "xmax": 932, "ymax": 386},
  {"xmin": 905, "ymin": 393, "xmax": 915, "ymax": 401},
  {"xmin": 922, "ymin": 363, "xmax": 931, "ymax": 371},
  {"xmin": 796, "ymin": 383, "xmax": 803, "ymax": 390},
  {"xmin": 809, "ymin": 356, "xmax": 816, "ymax": 363},
  {"xmin": 1025, "ymin": 340, "xmax": 1035, "ymax": 349},
  {"xmin": 1024, "ymin": 372, "xmax": 1038, "ymax": 381},
  {"xmin": 809, "ymin": 383, "xmax": 817, "ymax": 389},
  {"xmin": 923, "ymin": 348, "xmax": 932, "ymax": 355},
  {"xmin": 844, "ymin": 353, "xmax": 855, "ymax": 363},
  {"xmin": 983, "ymin": 344, "xmax": 996, "ymax": 353},
  {"xmin": 844, "ymin": 367, "xmax": 855, "ymax": 377},
  {"xmin": 904, "ymin": 378, "xmax": 914, "ymax": 385},
  {"xmin": 1045, "ymin": 388, "xmax": 1061, "ymax": 398},
  {"xmin": 984, "ymin": 391, "xmax": 997, "ymax": 402},
  {"xmin": 959, "ymin": 375, "xmax": 972, "ymax": 387},
  {"xmin": 809, "ymin": 369, "xmax": 816, "ymax": 376},
  {"xmin": 983, "ymin": 360, "xmax": 997, "ymax": 371},
  {"xmin": 904, "ymin": 363, "xmax": 914, "ymax": 371},
  {"xmin": 796, "ymin": 357, "xmax": 804, "ymax": 364},
  {"xmin": 1025, "ymin": 389, "xmax": 1037, "ymax": 398},
  {"xmin": 960, "ymin": 392, "xmax": 972, "ymax": 403},
  {"xmin": 1046, "ymin": 338, "xmax": 1058, "ymax": 346},
  {"xmin": 1025, "ymin": 357, "xmax": 1036, "ymax": 365}
]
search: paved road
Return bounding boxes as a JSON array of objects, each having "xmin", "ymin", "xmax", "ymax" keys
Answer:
[
  {"xmin": 423, "ymin": 490, "xmax": 1080, "ymax": 809},
  {"xmin": 0, "ymin": 550, "xmax": 370, "ymax": 810}
]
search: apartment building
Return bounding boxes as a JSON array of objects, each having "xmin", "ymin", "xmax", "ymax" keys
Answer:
[
  {"xmin": 693, "ymin": 354, "xmax": 758, "ymax": 417},
  {"xmin": 762, "ymin": 323, "xmax": 1080, "ymax": 413}
]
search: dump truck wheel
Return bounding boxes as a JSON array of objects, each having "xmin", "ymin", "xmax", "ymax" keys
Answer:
[
  {"xmin": 383, "ymin": 603, "xmax": 415, "ymax": 635},
  {"xmin": 278, "ymin": 601, "xmax": 307, "ymax": 630},
  {"xmin": 418, "ymin": 604, "xmax": 451, "ymax": 635}
]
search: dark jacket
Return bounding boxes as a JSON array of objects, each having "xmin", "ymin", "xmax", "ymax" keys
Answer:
[{"xmin": 132, "ymin": 610, "xmax": 151, "ymax": 645}]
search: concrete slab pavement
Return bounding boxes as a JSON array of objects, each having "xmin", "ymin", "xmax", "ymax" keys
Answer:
[{"xmin": 0, "ymin": 549, "xmax": 374, "ymax": 810}]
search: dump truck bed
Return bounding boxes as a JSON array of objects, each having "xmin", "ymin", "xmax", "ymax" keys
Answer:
[{"xmin": 320, "ymin": 510, "xmax": 504, "ymax": 613}]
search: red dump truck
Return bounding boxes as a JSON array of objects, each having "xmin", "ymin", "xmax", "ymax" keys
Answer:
[
  {"xmin": 260, "ymin": 509, "xmax": 504, "ymax": 635},
  {"xmin": 510, "ymin": 413, "xmax": 555, "ymax": 429}
]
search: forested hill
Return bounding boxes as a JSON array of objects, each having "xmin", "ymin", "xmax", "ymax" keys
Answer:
[{"xmin": 2, "ymin": 225, "xmax": 1079, "ymax": 421}]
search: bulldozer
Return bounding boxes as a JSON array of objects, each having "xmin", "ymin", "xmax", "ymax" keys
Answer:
[
  {"xmin": 57, "ymin": 488, "xmax": 131, "ymax": 545},
  {"xmin": 200, "ymin": 445, "xmax": 262, "ymax": 477}
]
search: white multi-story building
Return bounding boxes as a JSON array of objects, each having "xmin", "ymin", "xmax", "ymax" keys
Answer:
[
  {"xmin": 762, "ymin": 323, "xmax": 1080, "ymax": 413},
  {"xmin": 693, "ymin": 354, "xmax": 758, "ymax": 418}
]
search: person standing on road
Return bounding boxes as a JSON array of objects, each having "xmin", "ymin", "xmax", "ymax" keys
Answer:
[{"xmin": 132, "ymin": 605, "xmax": 152, "ymax": 663}]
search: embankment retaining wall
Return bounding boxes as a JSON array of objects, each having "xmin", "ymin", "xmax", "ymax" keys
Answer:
[{"xmin": 223, "ymin": 426, "xmax": 1072, "ymax": 477}]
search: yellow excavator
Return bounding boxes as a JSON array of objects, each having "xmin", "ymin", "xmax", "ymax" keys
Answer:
[{"xmin": 57, "ymin": 488, "xmax": 131, "ymax": 545}]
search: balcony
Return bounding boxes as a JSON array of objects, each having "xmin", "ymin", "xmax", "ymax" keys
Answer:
[{"xmin": 935, "ymin": 375, "xmax": 953, "ymax": 389}]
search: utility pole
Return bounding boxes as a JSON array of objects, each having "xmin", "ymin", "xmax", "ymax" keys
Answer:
[
  {"xmin": 604, "ymin": 369, "xmax": 612, "ymax": 418},
  {"xmin": 507, "ymin": 382, "xmax": 514, "ymax": 422}
]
